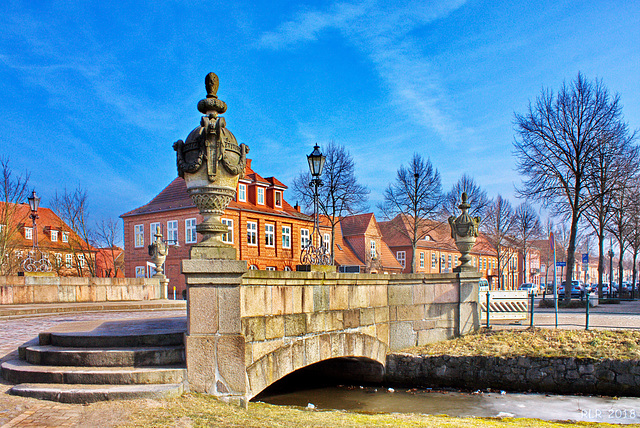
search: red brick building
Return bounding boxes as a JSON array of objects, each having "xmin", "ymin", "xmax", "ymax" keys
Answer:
[
  {"xmin": 121, "ymin": 159, "xmax": 317, "ymax": 297},
  {"xmin": 379, "ymin": 215, "xmax": 498, "ymax": 281},
  {"xmin": 0, "ymin": 202, "xmax": 96, "ymax": 276}
]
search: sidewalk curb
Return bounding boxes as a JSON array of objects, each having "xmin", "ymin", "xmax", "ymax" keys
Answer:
[{"xmin": 0, "ymin": 300, "xmax": 186, "ymax": 319}]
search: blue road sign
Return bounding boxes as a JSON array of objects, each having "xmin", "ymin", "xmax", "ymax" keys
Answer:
[
  {"xmin": 582, "ymin": 253, "xmax": 589, "ymax": 264},
  {"xmin": 556, "ymin": 261, "xmax": 566, "ymax": 267}
]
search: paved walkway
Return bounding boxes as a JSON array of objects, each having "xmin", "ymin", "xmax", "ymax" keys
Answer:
[
  {"xmin": 0, "ymin": 307, "xmax": 186, "ymax": 427},
  {"xmin": 490, "ymin": 298, "xmax": 640, "ymax": 330}
]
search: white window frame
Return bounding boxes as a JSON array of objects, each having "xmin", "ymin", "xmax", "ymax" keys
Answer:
[
  {"xmin": 265, "ymin": 223, "xmax": 274, "ymax": 247},
  {"xmin": 247, "ymin": 221, "xmax": 257, "ymax": 246},
  {"xmin": 135, "ymin": 266, "xmax": 145, "ymax": 278},
  {"xmin": 420, "ymin": 252, "xmax": 425, "ymax": 268},
  {"xmin": 323, "ymin": 233, "xmax": 331, "ymax": 251},
  {"xmin": 432, "ymin": 253, "xmax": 437, "ymax": 269},
  {"xmin": 55, "ymin": 253, "xmax": 62, "ymax": 266},
  {"xmin": 257, "ymin": 187, "xmax": 265, "ymax": 205},
  {"xmin": 282, "ymin": 226, "xmax": 291, "ymax": 249},
  {"xmin": 397, "ymin": 251, "xmax": 406, "ymax": 269},
  {"xmin": 185, "ymin": 218, "xmax": 197, "ymax": 244},
  {"xmin": 78, "ymin": 254, "xmax": 85, "ymax": 268},
  {"xmin": 167, "ymin": 220, "xmax": 178, "ymax": 245},
  {"xmin": 284, "ymin": 266, "xmax": 292, "ymax": 271},
  {"xmin": 50, "ymin": 230, "xmax": 58, "ymax": 242},
  {"xmin": 249, "ymin": 264, "xmax": 258, "ymax": 270},
  {"xmin": 221, "ymin": 218, "xmax": 234, "ymax": 244},
  {"xmin": 238, "ymin": 183, "xmax": 247, "ymax": 202},
  {"xmin": 370, "ymin": 240, "xmax": 377, "ymax": 259},
  {"xmin": 150, "ymin": 222, "xmax": 160, "ymax": 243},
  {"xmin": 448, "ymin": 255, "xmax": 452, "ymax": 270},
  {"xmin": 134, "ymin": 225, "xmax": 144, "ymax": 248},
  {"xmin": 274, "ymin": 191, "xmax": 282, "ymax": 208},
  {"xmin": 300, "ymin": 228, "xmax": 310, "ymax": 249},
  {"xmin": 24, "ymin": 227, "xmax": 32, "ymax": 240},
  {"xmin": 266, "ymin": 266, "xmax": 276, "ymax": 271}
]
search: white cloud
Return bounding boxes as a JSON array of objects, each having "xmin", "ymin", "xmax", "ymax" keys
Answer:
[{"xmin": 257, "ymin": 0, "xmax": 470, "ymax": 145}]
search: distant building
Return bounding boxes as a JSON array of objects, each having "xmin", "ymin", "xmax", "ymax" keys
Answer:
[
  {"xmin": 379, "ymin": 215, "xmax": 498, "ymax": 283},
  {"xmin": 0, "ymin": 202, "xmax": 95, "ymax": 276}
]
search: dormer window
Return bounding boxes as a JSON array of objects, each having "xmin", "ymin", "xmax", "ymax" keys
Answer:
[
  {"xmin": 51, "ymin": 230, "xmax": 58, "ymax": 242},
  {"xmin": 275, "ymin": 191, "xmax": 282, "ymax": 208},
  {"xmin": 370, "ymin": 240, "xmax": 377, "ymax": 259},
  {"xmin": 238, "ymin": 183, "xmax": 247, "ymax": 202},
  {"xmin": 24, "ymin": 227, "xmax": 33, "ymax": 240},
  {"xmin": 257, "ymin": 187, "xmax": 265, "ymax": 205},
  {"xmin": 62, "ymin": 232, "xmax": 69, "ymax": 243}
]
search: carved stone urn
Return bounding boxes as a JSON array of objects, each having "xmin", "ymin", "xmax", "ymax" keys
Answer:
[
  {"xmin": 148, "ymin": 230, "xmax": 170, "ymax": 298},
  {"xmin": 174, "ymin": 72, "xmax": 249, "ymax": 259},
  {"xmin": 448, "ymin": 192, "xmax": 481, "ymax": 272}
]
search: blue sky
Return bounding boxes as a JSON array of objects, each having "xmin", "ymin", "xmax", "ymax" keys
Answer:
[{"xmin": 1, "ymin": 0, "xmax": 639, "ymax": 236}]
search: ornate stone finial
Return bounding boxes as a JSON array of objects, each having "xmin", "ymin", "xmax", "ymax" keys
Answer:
[
  {"xmin": 198, "ymin": 72, "xmax": 227, "ymax": 115},
  {"xmin": 174, "ymin": 72, "xmax": 250, "ymax": 260},
  {"xmin": 448, "ymin": 192, "xmax": 481, "ymax": 272},
  {"xmin": 205, "ymin": 72, "xmax": 219, "ymax": 98}
]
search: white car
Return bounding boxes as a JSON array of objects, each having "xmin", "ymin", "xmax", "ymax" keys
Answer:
[{"xmin": 518, "ymin": 283, "xmax": 538, "ymax": 296}]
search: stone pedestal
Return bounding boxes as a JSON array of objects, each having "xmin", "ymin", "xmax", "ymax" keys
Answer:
[{"xmin": 182, "ymin": 259, "xmax": 248, "ymax": 406}]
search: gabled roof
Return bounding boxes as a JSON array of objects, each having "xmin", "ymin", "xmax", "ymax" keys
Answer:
[
  {"xmin": 340, "ymin": 213, "xmax": 377, "ymax": 237},
  {"xmin": 121, "ymin": 159, "xmax": 309, "ymax": 221}
]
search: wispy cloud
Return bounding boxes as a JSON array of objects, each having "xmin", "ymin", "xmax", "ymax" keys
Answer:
[{"xmin": 257, "ymin": 0, "xmax": 469, "ymax": 145}]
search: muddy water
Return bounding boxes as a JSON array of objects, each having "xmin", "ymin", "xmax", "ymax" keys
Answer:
[{"xmin": 258, "ymin": 386, "xmax": 640, "ymax": 424}]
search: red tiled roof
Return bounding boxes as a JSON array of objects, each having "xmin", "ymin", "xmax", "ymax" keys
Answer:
[
  {"xmin": 266, "ymin": 177, "xmax": 287, "ymax": 189},
  {"xmin": 121, "ymin": 160, "xmax": 309, "ymax": 221},
  {"xmin": 340, "ymin": 213, "xmax": 375, "ymax": 237}
]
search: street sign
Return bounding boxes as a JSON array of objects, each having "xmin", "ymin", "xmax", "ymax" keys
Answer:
[
  {"xmin": 556, "ymin": 261, "xmax": 566, "ymax": 267},
  {"xmin": 582, "ymin": 253, "xmax": 589, "ymax": 264}
]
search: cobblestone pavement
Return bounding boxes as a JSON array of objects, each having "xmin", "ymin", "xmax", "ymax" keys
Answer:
[{"xmin": 0, "ymin": 309, "xmax": 185, "ymax": 427}]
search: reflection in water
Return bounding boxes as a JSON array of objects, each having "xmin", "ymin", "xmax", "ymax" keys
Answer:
[{"xmin": 258, "ymin": 386, "xmax": 640, "ymax": 424}]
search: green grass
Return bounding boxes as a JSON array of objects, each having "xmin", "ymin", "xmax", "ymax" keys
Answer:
[
  {"xmin": 120, "ymin": 393, "xmax": 628, "ymax": 427},
  {"xmin": 404, "ymin": 328, "xmax": 640, "ymax": 360}
]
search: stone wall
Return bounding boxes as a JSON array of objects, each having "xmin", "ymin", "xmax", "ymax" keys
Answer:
[
  {"xmin": 386, "ymin": 354, "xmax": 640, "ymax": 396},
  {"xmin": 0, "ymin": 276, "xmax": 163, "ymax": 305}
]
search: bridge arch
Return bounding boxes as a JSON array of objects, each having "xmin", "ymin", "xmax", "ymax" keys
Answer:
[{"xmin": 246, "ymin": 332, "xmax": 388, "ymax": 399}]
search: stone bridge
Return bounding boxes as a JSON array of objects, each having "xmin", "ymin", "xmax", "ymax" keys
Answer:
[{"xmin": 182, "ymin": 260, "xmax": 481, "ymax": 405}]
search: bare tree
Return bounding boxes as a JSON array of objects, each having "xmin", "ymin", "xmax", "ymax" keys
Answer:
[
  {"xmin": 514, "ymin": 73, "xmax": 628, "ymax": 300},
  {"xmin": 442, "ymin": 174, "xmax": 489, "ymax": 218},
  {"xmin": 293, "ymin": 141, "xmax": 369, "ymax": 264},
  {"xmin": 607, "ymin": 175, "xmax": 638, "ymax": 290},
  {"xmin": 95, "ymin": 218, "xmax": 123, "ymax": 277},
  {"xmin": 378, "ymin": 153, "xmax": 443, "ymax": 273},
  {"xmin": 482, "ymin": 195, "xmax": 516, "ymax": 289},
  {"xmin": 51, "ymin": 187, "xmax": 96, "ymax": 276},
  {"xmin": 584, "ymin": 122, "xmax": 637, "ymax": 297},
  {"xmin": 626, "ymin": 184, "xmax": 640, "ymax": 297},
  {"xmin": 0, "ymin": 158, "xmax": 30, "ymax": 275},
  {"xmin": 513, "ymin": 202, "xmax": 542, "ymax": 284}
]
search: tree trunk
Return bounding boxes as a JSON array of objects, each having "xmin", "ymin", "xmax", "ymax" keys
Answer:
[
  {"xmin": 598, "ymin": 231, "xmax": 605, "ymax": 298},
  {"xmin": 565, "ymin": 211, "xmax": 580, "ymax": 302}
]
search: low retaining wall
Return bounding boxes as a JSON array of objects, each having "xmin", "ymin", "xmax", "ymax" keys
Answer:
[
  {"xmin": 0, "ymin": 276, "xmax": 163, "ymax": 304},
  {"xmin": 385, "ymin": 354, "xmax": 640, "ymax": 396}
]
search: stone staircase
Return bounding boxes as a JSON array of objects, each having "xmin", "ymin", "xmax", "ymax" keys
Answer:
[{"xmin": 1, "ymin": 317, "xmax": 188, "ymax": 403}]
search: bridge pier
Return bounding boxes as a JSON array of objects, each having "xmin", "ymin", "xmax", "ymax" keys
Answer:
[{"xmin": 182, "ymin": 259, "xmax": 249, "ymax": 406}]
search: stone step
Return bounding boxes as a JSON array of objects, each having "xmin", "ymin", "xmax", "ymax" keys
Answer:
[
  {"xmin": 24, "ymin": 345, "xmax": 185, "ymax": 367},
  {"xmin": 44, "ymin": 331, "xmax": 185, "ymax": 348},
  {"xmin": 9, "ymin": 382, "xmax": 185, "ymax": 404},
  {"xmin": 1, "ymin": 359, "xmax": 186, "ymax": 385}
]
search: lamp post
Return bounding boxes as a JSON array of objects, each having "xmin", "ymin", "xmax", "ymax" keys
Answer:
[
  {"xmin": 22, "ymin": 191, "xmax": 52, "ymax": 273},
  {"xmin": 301, "ymin": 144, "xmax": 330, "ymax": 266}
]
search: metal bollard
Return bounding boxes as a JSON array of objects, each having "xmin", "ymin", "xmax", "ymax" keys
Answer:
[
  {"xmin": 585, "ymin": 294, "xmax": 590, "ymax": 330},
  {"xmin": 530, "ymin": 292, "xmax": 535, "ymax": 328},
  {"xmin": 486, "ymin": 291, "xmax": 490, "ymax": 328}
]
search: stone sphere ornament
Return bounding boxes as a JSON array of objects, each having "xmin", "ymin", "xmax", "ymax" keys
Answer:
[
  {"xmin": 174, "ymin": 72, "xmax": 249, "ymax": 259},
  {"xmin": 448, "ymin": 192, "xmax": 481, "ymax": 272}
]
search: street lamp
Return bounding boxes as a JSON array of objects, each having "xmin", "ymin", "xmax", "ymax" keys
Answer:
[
  {"xmin": 608, "ymin": 236, "xmax": 614, "ymax": 298},
  {"xmin": 22, "ymin": 190, "xmax": 52, "ymax": 273},
  {"xmin": 301, "ymin": 144, "xmax": 330, "ymax": 266}
]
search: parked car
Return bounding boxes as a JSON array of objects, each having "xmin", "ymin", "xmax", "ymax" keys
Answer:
[
  {"xmin": 559, "ymin": 280, "xmax": 585, "ymax": 298},
  {"xmin": 518, "ymin": 283, "xmax": 538, "ymax": 296}
]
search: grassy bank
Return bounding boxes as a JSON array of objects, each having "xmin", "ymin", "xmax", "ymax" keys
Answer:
[
  {"xmin": 120, "ymin": 393, "xmax": 624, "ymax": 427},
  {"xmin": 404, "ymin": 328, "xmax": 640, "ymax": 360}
]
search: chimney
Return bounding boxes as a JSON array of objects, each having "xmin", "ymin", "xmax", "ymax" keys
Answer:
[
  {"xmin": 294, "ymin": 202, "xmax": 301, "ymax": 212},
  {"xmin": 246, "ymin": 158, "xmax": 252, "ymax": 170}
]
